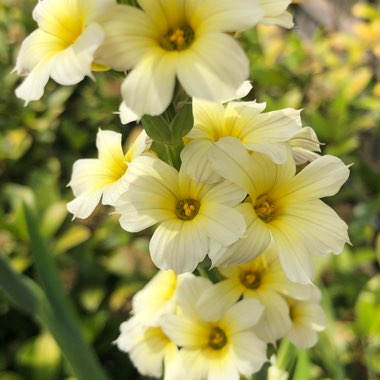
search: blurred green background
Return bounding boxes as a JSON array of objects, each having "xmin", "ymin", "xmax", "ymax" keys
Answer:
[{"xmin": 1, "ymin": 0, "xmax": 380, "ymax": 379}]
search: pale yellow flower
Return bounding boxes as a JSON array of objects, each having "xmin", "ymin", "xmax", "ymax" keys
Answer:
[
  {"xmin": 67, "ymin": 128, "xmax": 150, "ymax": 219},
  {"xmin": 198, "ymin": 247, "xmax": 312, "ymax": 343},
  {"xmin": 95, "ymin": 0, "xmax": 265, "ymax": 118},
  {"xmin": 116, "ymin": 319, "xmax": 179, "ymax": 380},
  {"xmin": 209, "ymin": 138, "xmax": 351, "ymax": 283},
  {"xmin": 15, "ymin": 0, "xmax": 115, "ymax": 103},
  {"xmin": 286, "ymin": 288, "xmax": 327, "ymax": 348},
  {"xmin": 181, "ymin": 99, "xmax": 301, "ymax": 182},
  {"xmin": 160, "ymin": 276, "xmax": 267, "ymax": 380},
  {"xmin": 131, "ymin": 270, "xmax": 191, "ymax": 327},
  {"xmin": 116, "ymin": 155, "xmax": 246, "ymax": 273}
]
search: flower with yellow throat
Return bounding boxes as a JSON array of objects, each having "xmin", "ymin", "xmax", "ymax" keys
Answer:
[
  {"xmin": 95, "ymin": 0, "xmax": 266, "ymax": 118},
  {"xmin": 14, "ymin": 0, "xmax": 115, "ymax": 104},
  {"xmin": 209, "ymin": 137, "xmax": 351, "ymax": 284},
  {"xmin": 115, "ymin": 154, "xmax": 247, "ymax": 274},
  {"xmin": 67, "ymin": 128, "xmax": 150, "ymax": 219},
  {"xmin": 160, "ymin": 276, "xmax": 267, "ymax": 380}
]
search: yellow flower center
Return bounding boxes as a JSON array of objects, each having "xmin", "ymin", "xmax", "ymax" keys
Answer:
[
  {"xmin": 160, "ymin": 25, "xmax": 194, "ymax": 51},
  {"xmin": 208, "ymin": 326, "xmax": 227, "ymax": 350},
  {"xmin": 175, "ymin": 199, "xmax": 200, "ymax": 220},
  {"xmin": 240, "ymin": 270, "xmax": 261, "ymax": 289},
  {"xmin": 253, "ymin": 193, "xmax": 276, "ymax": 223}
]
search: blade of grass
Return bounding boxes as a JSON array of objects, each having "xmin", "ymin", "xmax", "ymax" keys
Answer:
[{"xmin": 23, "ymin": 203, "xmax": 109, "ymax": 380}]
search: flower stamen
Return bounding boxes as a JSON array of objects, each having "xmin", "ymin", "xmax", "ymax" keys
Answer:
[
  {"xmin": 240, "ymin": 270, "xmax": 261, "ymax": 289},
  {"xmin": 208, "ymin": 326, "xmax": 227, "ymax": 350},
  {"xmin": 160, "ymin": 25, "xmax": 194, "ymax": 51},
  {"xmin": 175, "ymin": 199, "xmax": 200, "ymax": 220},
  {"xmin": 254, "ymin": 193, "xmax": 275, "ymax": 222}
]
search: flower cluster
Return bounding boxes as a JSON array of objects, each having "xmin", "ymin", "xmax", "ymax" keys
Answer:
[
  {"xmin": 15, "ymin": 0, "xmax": 351, "ymax": 378},
  {"xmin": 116, "ymin": 266, "xmax": 326, "ymax": 380}
]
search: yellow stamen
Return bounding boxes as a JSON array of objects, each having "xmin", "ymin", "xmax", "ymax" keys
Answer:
[
  {"xmin": 175, "ymin": 199, "xmax": 200, "ymax": 220},
  {"xmin": 254, "ymin": 193, "xmax": 276, "ymax": 223},
  {"xmin": 160, "ymin": 25, "xmax": 194, "ymax": 51}
]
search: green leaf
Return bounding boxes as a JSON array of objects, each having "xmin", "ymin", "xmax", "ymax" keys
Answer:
[
  {"xmin": 23, "ymin": 204, "xmax": 109, "ymax": 380},
  {"xmin": 170, "ymin": 101, "xmax": 194, "ymax": 140}
]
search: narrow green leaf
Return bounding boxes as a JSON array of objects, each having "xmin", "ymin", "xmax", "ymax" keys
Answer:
[
  {"xmin": 23, "ymin": 204, "xmax": 109, "ymax": 380},
  {"xmin": 0, "ymin": 254, "xmax": 41, "ymax": 315}
]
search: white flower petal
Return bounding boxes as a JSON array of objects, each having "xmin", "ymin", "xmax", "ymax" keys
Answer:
[
  {"xmin": 254, "ymin": 290, "xmax": 291, "ymax": 343},
  {"xmin": 121, "ymin": 51, "xmax": 177, "ymax": 117},
  {"xmin": 180, "ymin": 140, "xmax": 221, "ymax": 183},
  {"xmin": 177, "ymin": 33, "xmax": 249, "ymax": 102},
  {"xmin": 269, "ymin": 222, "xmax": 315, "ymax": 284},
  {"xmin": 150, "ymin": 219, "xmax": 209, "ymax": 273},
  {"xmin": 199, "ymin": 203, "xmax": 246, "ymax": 246},
  {"xmin": 67, "ymin": 189, "xmax": 103, "ymax": 219},
  {"xmin": 194, "ymin": 0, "xmax": 265, "ymax": 32},
  {"xmin": 209, "ymin": 137, "xmax": 255, "ymax": 194},
  {"xmin": 230, "ymin": 331, "xmax": 267, "ymax": 375},
  {"xmin": 96, "ymin": 129, "xmax": 125, "ymax": 171},
  {"xmin": 283, "ymin": 155, "xmax": 350, "ymax": 201},
  {"xmin": 50, "ymin": 23, "xmax": 104, "ymax": 85},
  {"xmin": 197, "ymin": 279, "xmax": 243, "ymax": 322},
  {"xmin": 222, "ymin": 299, "xmax": 265, "ymax": 333}
]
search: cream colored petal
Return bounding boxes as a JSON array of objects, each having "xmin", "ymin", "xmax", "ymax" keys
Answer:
[
  {"xmin": 261, "ymin": 11, "xmax": 294, "ymax": 28},
  {"xmin": 175, "ymin": 276, "xmax": 213, "ymax": 320},
  {"xmin": 222, "ymin": 299, "xmax": 265, "ymax": 333},
  {"xmin": 95, "ymin": 5, "xmax": 156, "ymax": 70},
  {"xmin": 198, "ymin": 203, "xmax": 246, "ymax": 246},
  {"xmin": 124, "ymin": 129, "xmax": 151, "ymax": 162},
  {"xmin": 118, "ymin": 101, "xmax": 140, "ymax": 124},
  {"xmin": 243, "ymin": 108, "xmax": 301, "ymax": 144},
  {"xmin": 200, "ymin": 178, "xmax": 247, "ymax": 206},
  {"xmin": 120, "ymin": 155, "xmax": 180, "ymax": 198},
  {"xmin": 279, "ymin": 200, "xmax": 350, "ymax": 255},
  {"xmin": 117, "ymin": 192, "xmax": 175, "ymax": 232},
  {"xmin": 210, "ymin": 204, "xmax": 271, "ymax": 267},
  {"xmin": 49, "ymin": 23, "xmax": 104, "ymax": 85},
  {"xmin": 287, "ymin": 323, "xmax": 318, "ymax": 349},
  {"xmin": 177, "ymin": 33, "xmax": 248, "ymax": 102},
  {"xmin": 96, "ymin": 129, "xmax": 125, "ymax": 170},
  {"xmin": 67, "ymin": 189, "xmax": 103, "ymax": 219},
  {"xmin": 190, "ymin": 99, "xmax": 226, "ymax": 139},
  {"xmin": 180, "ymin": 140, "xmax": 221, "ymax": 183},
  {"xmin": 177, "ymin": 349, "xmax": 209, "ymax": 380},
  {"xmin": 259, "ymin": 0, "xmax": 291, "ymax": 16},
  {"xmin": 15, "ymin": 59, "xmax": 54, "ymax": 104},
  {"xmin": 208, "ymin": 354, "xmax": 240, "ymax": 380},
  {"xmin": 269, "ymin": 222, "xmax": 315, "ymax": 284},
  {"xmin": 160, "ymin": 314, "xmax": 209, "ymax": 348},
  {"xmin": 102, "ymin": 176, "xmax": 127, "ymax": 206},
  {"xmin": 230, "ymin": 332, "xmax": 267, "ymax": 375},
  {"xmin": 68, "ymin": 158, "xmax": 115, "ymax": 196},
  {"xmin": 193, "ymin": 0, "xmax": 264, "ymax": 32},
  {"xmin": 254, "ymin": 290, "xmax": 291, "ymax": 343},
  {"xmin": 150, "ymin": 219, "xmax": 209, "ymax": 273},
  {"xmin": 121, "ymin": 51, "xmax": 177, "ymax": 117},
  {"xmin": 209, "ymin": 137, "xmax": 255, "ymax": 194},
  {"xmin": 197, "ymin": 279, "xmax": 243, "ymax": 322},
  {"xmin": 128, "ymin": 327, "xmax": 169, "ymax": 377},
  {"xmin": 139, "ymin": 0, "xmax": 184, "ymax": 31},
  {"xmin": 283, "ymin": 155, "xmax": 350, "ymax": 201}
]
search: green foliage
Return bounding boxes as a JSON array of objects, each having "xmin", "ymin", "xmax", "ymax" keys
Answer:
[{"xmin": 1, "ymin": 1, "xmax": 380, "ymax": 379}]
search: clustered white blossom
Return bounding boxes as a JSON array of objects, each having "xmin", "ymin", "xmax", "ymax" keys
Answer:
[{"xmin": 15, "ymin": 0, "xmax": 350, "ymax": 379}]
